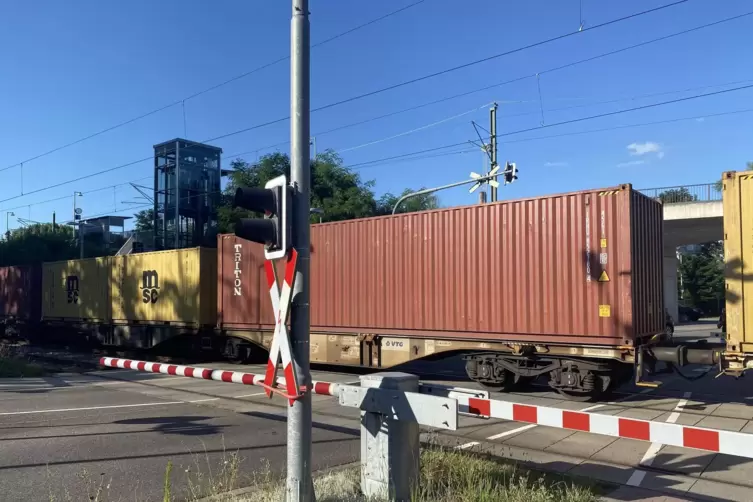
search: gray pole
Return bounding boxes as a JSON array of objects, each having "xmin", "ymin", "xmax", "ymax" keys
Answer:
[
  {"xmin": 392, "ymin": 174, "xmax": 497, "ymax": 215},
  {"xmin": 490, "ymin": 103, "xmax": 498, "ymax": 202},
  {"xmin": 289, "ymin": 0, "xmax": 314, "ymax": 501}
]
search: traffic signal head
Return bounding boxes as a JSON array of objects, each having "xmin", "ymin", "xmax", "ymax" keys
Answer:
[
  {"xmin": 504, "ymin": 162, "xmax": 518, "ymax": 184},
  {"xmin": 233, "ymin": 174, "xmax": 292, "ymax": 260}
]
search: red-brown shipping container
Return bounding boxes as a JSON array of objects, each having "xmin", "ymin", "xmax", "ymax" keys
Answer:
[
  {"xmin": 0, "ymin": 264, "xmax": 42, "ymax": 321},
  {"xmin": 218, "ymin": 184, "xmax": 663, "ymax": 349}
]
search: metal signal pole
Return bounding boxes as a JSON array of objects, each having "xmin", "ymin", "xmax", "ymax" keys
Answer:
[
  {"xmin": 489, "ymin": 103, "xmax": 498, "ymax": 202},
  {"xmin": 289, "ymin": 0, "xmax": 314, "ymax": 500}
]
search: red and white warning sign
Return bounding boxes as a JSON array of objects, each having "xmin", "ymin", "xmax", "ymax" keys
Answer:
[{"xmin": 263, "ymin": 249, "xmax": 301, "ymax": 405}]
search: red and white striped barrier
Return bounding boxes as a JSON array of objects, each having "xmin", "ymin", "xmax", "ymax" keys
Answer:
[
  {"xmin": 99, "ymin": 357, "xmax": 753, "ymax": 459},
  {"xmin": 99, "ymin": 357, "xmax": 340, "ymax": 397},
  {"xmin": 465, "ymin": 397, "xmax": 753, "ymax": 459}
]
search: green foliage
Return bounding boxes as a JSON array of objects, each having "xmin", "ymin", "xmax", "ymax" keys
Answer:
[
  {"xmin": 657, "ymin": 187, "xmax": 697, "ymax": 203},
  {"xmin": 219, "ymin": 149, "xmax": 438, "ymax": 233},
  {"xmin": 678, "ymin": 241, "xmax": 724, "ymax": 314},
  {"xmin": 714, "ymin": 161, "xmax": 753, "ymax": 192},
  {"xmin": 377, "ymin": 188, "xmax": 440, "ymax": 215},
  {"xmin": 134, "ymin": 208, "xmax": 154, "ymax": 232},
  {"xmin": 0, "ymin": 223, "xmax": 77, "ymax": 267}
]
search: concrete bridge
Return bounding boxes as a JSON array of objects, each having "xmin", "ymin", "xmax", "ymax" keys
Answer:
[{"xmin": 636, "ymin": 183, "xmax": 723, "ymax": 322}]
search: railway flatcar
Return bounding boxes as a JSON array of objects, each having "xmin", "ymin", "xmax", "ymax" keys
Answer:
[{"xmin": 217, "ymin": 183, "xmax": 665, "ymax": 400}]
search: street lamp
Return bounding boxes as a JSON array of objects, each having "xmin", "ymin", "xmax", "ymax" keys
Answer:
[
  {"xmin": 5, "ymin": 212, "xmax": 15, "ymax": 239},
  {"xmin": 73, "ymin": 192, "xmax": 83, "ymax": 258},
  {"xmin": 310, "ymin": 207, "xmax": 323, "ymax": 224}
]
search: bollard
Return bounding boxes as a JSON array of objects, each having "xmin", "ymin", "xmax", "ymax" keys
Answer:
[{"xmin": 359, "ymin": 372, "xmax": 420, "ymax": 501}]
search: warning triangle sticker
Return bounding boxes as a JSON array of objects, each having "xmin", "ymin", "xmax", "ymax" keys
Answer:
[{"xmin": 598, "ymin": 270, "xmax": 610, "ymax": 282}]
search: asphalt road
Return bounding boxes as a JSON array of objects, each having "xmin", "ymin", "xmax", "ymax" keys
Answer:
[
  {"xmin": 0, "ymin": 373, "xmax": 359, "ymax": 502},
  {"xmin": 1, "ymin": 321, "xmax": 745, "ymax": 502}
]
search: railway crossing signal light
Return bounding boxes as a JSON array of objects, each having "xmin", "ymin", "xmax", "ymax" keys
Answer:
[
  {"xmin": 233, "ymin": 174, "xmax": 292, "ymax": 260},
  {"xmin": 504, "ymin": 162, "xmax": 518, "ymax": 185}
]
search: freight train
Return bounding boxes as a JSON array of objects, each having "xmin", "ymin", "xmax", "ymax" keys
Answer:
[{"xmin": 0, "ymin": 172, "xmax": 749, "ymax": 401}]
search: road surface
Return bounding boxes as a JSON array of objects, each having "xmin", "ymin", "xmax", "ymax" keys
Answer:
[
  {"xmin": 0, "ymin": 371, "xmax": 359, "ymax": 501},
  {"xmin": 2, "ymin": 330, "xmax": 749, "ymax": 502}
]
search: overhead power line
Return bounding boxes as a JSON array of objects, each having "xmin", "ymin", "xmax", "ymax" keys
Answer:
[
  {"xmin": 240, "ymin": 10, "xmax": 753, "ymax": 157},
  {"xmin": 309, "ymin": 0, "xmax": 690, "ymax": 114},
  {"xmin": 9, "ymin": 103, "xmax": 752, "ymax": 219},
  {"xmin": 498, "ymin": 83, "xmax": 753, "ymax": 137},
  {"xmin": 2, "ymin": 77, "xmax": 749, "ymax": 208},
  {"xmin": 0, "ymin": 1, "xmax": 426, "ymax": 174},
  {"xmin": 0, "ymin": 2, "xmax": 737, "ymax": 206}
]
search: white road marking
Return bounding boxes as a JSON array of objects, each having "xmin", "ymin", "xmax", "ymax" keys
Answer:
[
  {"xmin": 0, "ymin": 395, "xmax": 226, "ymax": 416},
  {"xmin": 486, "ymin": 423, "xmax": 538, "ymax": 440},
  {"xmin": 236, "ymin": 392, "xmax": 267, "ymax": 398},
  {"xmin": 455, "ymin": 441, "xmax": 480, "ymax": 450},
  {"xmin": 626, "ymin": 391, "xmax": 692, "ymax": 487},
  {"xmin": 0, "ymin": 401, "xmax": 185, "ymax": 416}
]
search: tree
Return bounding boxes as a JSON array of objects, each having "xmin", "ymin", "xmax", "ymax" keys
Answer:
[
  {"xmin": 134, "ymin": 208, "xmax": 154, "ymax": 231},
  {"xmin": 678, "ymin": 241, "xmax": 724, "ymax": 315},
  {"xmin": 714, "ymin": 161, "xmax": 753, "ymax": 192},
  {"xmin": 657, "ymin": 187, "xmax": 697, "ymax": 204},
  {"xmin": 220, "ymin": 150, "xmax": 408, "ymax": 232},
  {"xmin": 0, "ymin": 223, "xmax": 77, "ymax": 267},
  {"xmin": 376, "ymin": 188, "xmax": 440, "ymax": 215}
]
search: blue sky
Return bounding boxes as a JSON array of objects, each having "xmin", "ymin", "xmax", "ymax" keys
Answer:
[{"xmin": 0, "ymin": 0, "xmax": 750, "ymax": 232}]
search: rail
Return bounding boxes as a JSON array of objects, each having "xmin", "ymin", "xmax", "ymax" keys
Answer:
[{"xmin": 637, "ymin": 183, "xmax": 721, "ymax": 204}]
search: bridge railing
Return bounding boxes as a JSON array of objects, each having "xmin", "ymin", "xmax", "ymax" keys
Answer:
[{"xmin": 637, "ymin": 183, "xmax": 721, "ymax": 204}]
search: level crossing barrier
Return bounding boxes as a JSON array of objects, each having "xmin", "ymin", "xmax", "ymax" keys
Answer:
[{"xmin": 100, "ymin": 357, "xmax": 753, "ymax": 499}]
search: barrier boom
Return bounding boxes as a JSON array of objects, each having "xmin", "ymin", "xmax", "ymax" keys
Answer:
[{"xmin": 99, "ymin": 357, "xmax": 340, "ymax": 397}]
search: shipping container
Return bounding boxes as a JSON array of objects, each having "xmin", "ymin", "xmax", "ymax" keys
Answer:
[
  {"xmin": 722, "ymin": 171, "xmax": 753, "ymax": 353},
  {"xmin": 220, "ymin": 184, "xmax": 663, "ymax": 345},
  {"xmin": 110, "ymin": 247, "xmax": 217, "ymax": 326},
  {"xmin": 0, "ymin": 264, "xmax": 42, "ymax": 320},
  {"xmin": 218, "ymin": 184, "xmax": 663, "ymax": 398},
  {"xmin": 42, "ymin": 258, "xmax": 111, "ymax": 322}
]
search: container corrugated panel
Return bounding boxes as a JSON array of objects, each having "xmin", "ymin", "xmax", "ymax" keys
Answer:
[
  {"xmin": 0, "ymin": 265, "xmax": 42, "ymax": 320},
  {"xmin": 218, "ymin": 184, "xmax": 664, "ymax": 346},
  {"xmin": 217, "ymin": 234, "xmax": 266, "ymax": 329},
  {"xmin": 722, "ymin": 170, "xmax": 753, "ymax": 348},
  {"xmin": 630, "ymin": 190, "xmax": 665, "ymax": 338},
  {"xmin": 42, "ymin": 258, "xmax": 111, "ymax": 321},
  {"xmin": 111, "ymin": 247, "xmax": 217, "ymax": 326}
]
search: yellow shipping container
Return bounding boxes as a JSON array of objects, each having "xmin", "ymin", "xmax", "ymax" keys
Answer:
[
  {"xmin": 42, "ymin": 258, "xmax": 111, "ymax": 321},
  {"xmin": 110, "ymin": 247, "xmax": 217, "ymax": 326},
  {"xmin": 723, "ymin": 170, "xmax": 753, "ymax": 352}
]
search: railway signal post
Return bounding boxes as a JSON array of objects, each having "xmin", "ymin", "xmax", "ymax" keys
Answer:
[
  {"xmin": 289, "ymin": 0, "xmax": 313, "ymax": 500},
  {"xmin": 232, "ymin": 2, "xmax": 313, "ymax": 498}
]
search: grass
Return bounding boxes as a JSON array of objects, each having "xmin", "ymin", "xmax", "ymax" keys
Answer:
[
  {"xmin": 0, "ymin": 343, "xmax": 45, "ymax": 377},
  {"xmin": 43, "ymin": 445, "xmax": 602, "ymax": 502},
  {"xmin": 204, "ymin": 447, "xmax": 602, "ymax": 502}
]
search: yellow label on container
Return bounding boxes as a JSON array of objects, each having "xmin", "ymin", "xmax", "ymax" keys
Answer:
[
  {"xmin": 600, "ymin": 238, "xmax": 607, "ymax": 248},
  {"xmin": 599, "ymin": 305, "xmax": 611, "ymax": 317}
]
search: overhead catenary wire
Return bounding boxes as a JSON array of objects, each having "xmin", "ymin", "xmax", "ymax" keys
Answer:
[
  {"xmin": 0, "ymin": 1, "xmax": 426, "ymax": 174},
  {"xmin": 3, "ymin": 78, "xmax": 751, "ymax": 209},
  {"xmin": 4, "ymin": 0, "xmax": 694, "ymax": 181},
  {"xmin": 239, "ymin": 10, "xmax": 753, "ymax": 158},
  {"xmin": 9, "ymin": 102, "xmax": 752, "ymax": 220}
]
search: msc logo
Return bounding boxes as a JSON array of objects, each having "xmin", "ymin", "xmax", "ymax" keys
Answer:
[
  {"xmin": 66, "ymin": 275, "xmax": 79, "ymax": 304},
  {"xmin": 141, "ymin": 270, "xmax": 160, "ymax": 304}
]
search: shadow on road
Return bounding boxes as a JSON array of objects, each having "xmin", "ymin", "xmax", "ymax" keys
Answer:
[{"xmin": 113, "ymin": 415, "xmax": 222, "ymax": 436}]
